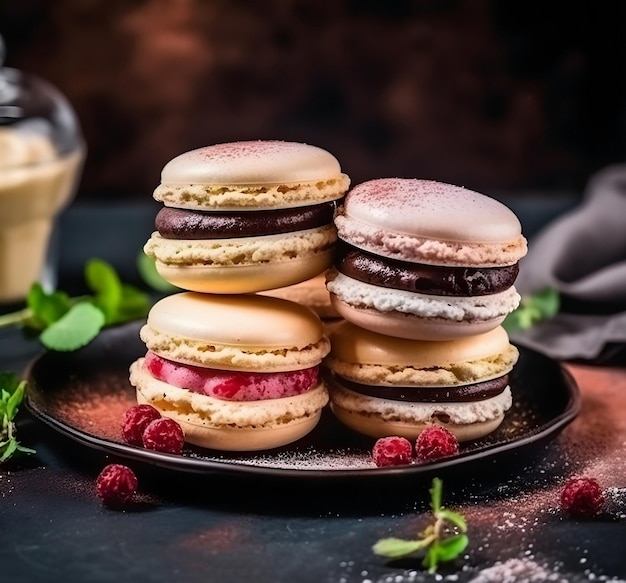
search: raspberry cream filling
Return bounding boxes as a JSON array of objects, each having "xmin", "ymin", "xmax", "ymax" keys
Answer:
[{"xmin": 144, "ymin": 351, "xmax": 319, "ymax": 401}]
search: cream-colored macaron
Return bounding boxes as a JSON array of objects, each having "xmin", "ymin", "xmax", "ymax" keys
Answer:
[
  {"xmin": 145, "ymin": 141, "xmax": 350, "ymax": 294},
  {"xmin": 139, "ymin": 291, "xmax": 330, "ymax": 372},
  {"xmin": 327, "ymin": 178, "xmax": 527, "ymax": 340},
  {"xmin": 131, "ymin": 362, "xmax": 329, "ymax": 451},
  {"xmin": 258, "ymin": 271, "xmax": 340, "ymax": 319},
  {"xmin": 129, "ymin": 292, "xmax": 331, "ymax": 451},
  {"xmin": 325, "ymin": 321, "xmax": 517, "ymax": 442},
  {"xmin": 155, "ymin": 140, "xmax": 350, "ymax": 210}
]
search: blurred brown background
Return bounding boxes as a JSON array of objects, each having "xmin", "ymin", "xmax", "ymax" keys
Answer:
[{"xmin": 1, "ymin": 0, "xmax": 624, "ymax": 203}]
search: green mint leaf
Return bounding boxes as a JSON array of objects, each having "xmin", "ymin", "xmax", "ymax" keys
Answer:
[
  {"xmin": 85, "ymin": 259, "xmax": 150, "ymax": 325},
  {"xmin": 5, "ymin": 381, "xmax": 26, "ymax": 421},
  {"xmin": 430, "ymin": 477, "xmax": 443, "ymax": 513},
  {"xmin": 25, "ymin": 283, "xmax": 72, "ymax": 330},
  {"xmin": 438, "ymin": 509, "xmax": 467, "ymax": 533},
  {"xmin": 0, "ymin": 372, "xmax": 21, "ymax": 394},
  {"xmin": 0, "ymin": 376, "xmax": 35, "ymax": 463},
  {"xmin": 113, "ymin": 284, "xmax": 150, "ymax": 324},
  {"xmin": 0, "ymin": 257, "xmax": 150, "ymax": 354},
  {"xmin": 501, "ymin": 310, "xmax": 522, "ymax": 333},
  {"xmin": 85, "ymin": 259, "xmax": 123, "ymax": 324},
  {"xmin": 435, "ymin": 534, "xmax": 469, "ymax": 562},
  {"xmin": 423, "ymin": 543, "xmax": 440, "ymax": 573},
  {"xmin": 39, "ymin": 302, "xmax": 106, "ymax": 352},
  {"xmin": 529, "ymin": 287, "xmax": 560, "ymax": 318},
  {"xmin": 372, "ymin": 478, "xmax": 469, "ymax": 575},
  {"xmin": 502, "ymin": 287, "xmax": 560, "ymax": 333},
  {"xmin": 0, "ymin": 390, "xmax": 9, "ymax": 418},
  {"xmin": 137, "ymin": 251, "xmax": 179, "ymax": 293},
  {"xmin": 0, "ymin": 439, "xmax": 18, "ymax": 463},
  {"xmin": 16, "ymin": 443, "xmax": 36, "ymax": 455},
  {"xmin": 372, "ymin": 538, "xmax": 428, "ymax": 558}
]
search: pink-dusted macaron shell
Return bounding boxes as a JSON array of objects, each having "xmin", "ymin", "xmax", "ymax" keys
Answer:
[
  {"xmin": 161, "ymin": 141, "xmax": 345, "ymax": 185},
  {"xmin": 343, "ymin": 178, "xmax": 522, "ymax": 244},
  {"xmin": 144, "ymin": 351, "xmax": 319, "ymax": 401}
]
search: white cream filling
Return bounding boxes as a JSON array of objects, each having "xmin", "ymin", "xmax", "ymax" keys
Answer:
[
  {"xmin": 330, "ymin": 384, "xmax": 512, "ymax": 425},
  {"xmin": 326, "ymin": 272, "xmax": 520, "ymax": 322}
]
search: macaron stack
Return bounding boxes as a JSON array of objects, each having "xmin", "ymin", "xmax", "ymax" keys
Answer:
[
  {"xmin": 130, "ymin": 140, "xmax": 350, "ymax": 451},
  {"xmin": 145, "ymin": 140, "xmax": 349, "ymax": 293},
  {"xmin": 324, "ymin": 178, "xmax": 528, "ymax": 442}
]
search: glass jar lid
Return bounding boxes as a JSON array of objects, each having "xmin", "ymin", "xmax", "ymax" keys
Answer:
[{"xmin": 0, "ymin": 34, "xmax": 83, "ymax": 164}]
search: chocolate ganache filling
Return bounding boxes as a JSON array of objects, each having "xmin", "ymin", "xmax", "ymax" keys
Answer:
[
  {"xmin": 335, "ymin": 243, "xmax": 518, "ymax": 296},
  {"xmin": 334, "ymin": 374, "xmax": 509, "ymax": 403},
  {"xmin": 156, "ymin": 201, "xmax": 338, "ymax": 239}
]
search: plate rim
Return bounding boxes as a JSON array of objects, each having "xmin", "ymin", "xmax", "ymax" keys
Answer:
[{"xmin": 24, "ymin": 330, "xmax": 581, "ymax": 481}]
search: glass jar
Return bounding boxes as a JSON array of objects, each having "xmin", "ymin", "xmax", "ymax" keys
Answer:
[{"xmin": 0, "ymin": 34, "xmax": 85, "ymax": 304}]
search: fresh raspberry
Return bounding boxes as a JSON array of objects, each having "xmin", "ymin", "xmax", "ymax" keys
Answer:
[
  {"xmin": 95, "ymin": 464, "xmax": 138, "ymax": 507},
  {"xmin": 372, "ymin": 436, "xmax": 413, "ymax": 467},
  {"xmin": 560, "ymin": 476, "xmax": 605, "ymax": 517},
  {"xmin": 415, "ymin": 426, "xmax": 459, "ymax": 462},
  {"xmin": 142, "ymin": 417, "xmax": 185, "ymax": 454},
  {"xmin": 121, "ymin": 404, "xmax": 162, "ymax": 445}
]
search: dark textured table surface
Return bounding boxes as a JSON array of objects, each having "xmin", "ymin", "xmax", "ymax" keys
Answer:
[{"xmin": 2, "ymin": 199, "xmax": 626, "ymax": 583}]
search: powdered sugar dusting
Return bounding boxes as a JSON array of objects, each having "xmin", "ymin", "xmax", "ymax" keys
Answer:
[
  {"xmin": 343, "ymin": 178, "xmax": 523, "ymax": 243},
  {"xmin": 355, "ymin": 558, "xmax": 626, "ymax": 583},
  {"xmin": 161, "ymin": 140, "xmax": 344, "ymax": 184},
  {"xmin": 190, "ymin": 446, "xmax": 375, "ymax": 470},
  {"xmin": 349, "ymin": 178, "xmax": 485, "ymax": 213},
  {"xmin": 183, "ymin": 141, "xmax": 314, "ymax": 162},
  {"xmin": 343, "ymin": 363, "xmax": 626, "ymax": 583},
  {"xmin": 466, "ymin": 558, "xmax": 570, "ymax": 582}
]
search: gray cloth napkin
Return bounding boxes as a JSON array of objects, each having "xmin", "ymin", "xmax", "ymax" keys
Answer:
[{"xmin": 510, "ymin": 164, "xmax": 626, "ymax": 361}]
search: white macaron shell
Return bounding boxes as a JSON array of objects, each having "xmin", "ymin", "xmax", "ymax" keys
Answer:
[
  {"xmin": 161, "ymin": 140, "xmax": 346, "ymax": 185},
  {"xmin": 343, "ymin": 178, "xmax": 522, "ymax": 244}
]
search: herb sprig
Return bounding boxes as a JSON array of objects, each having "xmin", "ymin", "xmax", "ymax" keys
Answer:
[
  {"xmin": 0, "ymin": 258, "xmax": 150, "ymax": 352},
  {"xmin": 137, "ymin": 251, "xmax": 179, "ymax": 294},
  {"xmin": 0, "ymin": 372, "xmax": 35, "ymax": 463},
  {"xmin": 373, "ymin": 478, "xmax": 468, "ymax": 574},
  {"xmin": 502, "ymin": 287, "xmax": 560, "ymax": 334}
]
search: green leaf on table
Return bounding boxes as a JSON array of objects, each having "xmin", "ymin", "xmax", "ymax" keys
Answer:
[
  {"xmin": 430, "ymin": 476, "xmax": 443, "ymax": 513},
  {"xmin": 430, "ymin": 534, "xmax": 469, "ymax": 563},
  {"xmin": 372, "ymin": 538, "xmax": 429, "ymax": 558},
  {"xmin": 86, "ymin": 259, "xmax": 150, "ymax": 324},
  {"xmin": 85, "ymin": 258, "xmax": 123, "ymax": 324},
  {"xmin": 437, "ymin": 509, "xmax": 467, "ymax": 532},
  {"xmin": 530, "ymin": 287, "xmax": 560, "ymax": 317},
  {"xmin": 0, "ymin": 378, "xmax": 35, "ymax": 463},
  {"xmin": 5, "ymin": 382, "xmax": 25, "ymax": 420},
  {"xmin": 502, "ymin": 287, "xmax": 560, "ymax": 334},
  {"xmin": 24, "ymin": 283, "xmax": 72, "ymax": 330},
  {"xmin": 137, "ymin": 251, "xmax": 179, "ymax": 293},
  {"xmin": 0, "ymin": 372, "xmax": 21, "ymax": 395},
  {"xmin": 0, "ymin": 391, "xmax": 9, "ymax": 418},
  {"xmin": 373, "ymin": 478, "xmax": 469, "ymax": 574},
  {"xmin": 0, "ymin": 257, "xmax": 153, "ymax": 353},
  {"xmin": 0, "ymin": 439, "xmax": 18, "ymax": 463},
  {"xmin": 114, "ymin": 283, "xmax": 151, "ymax": 323},
  {"xmin": 39, "ymin": 302, "xmax": 106, "ymax": 352}
]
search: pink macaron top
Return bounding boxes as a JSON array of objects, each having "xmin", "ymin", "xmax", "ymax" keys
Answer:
[
  {"xmin": 161, "ymin": 140, "xmax": 346, "ymax": 185},
  {"xmin": 335, "ymin": 178, "xmax": 528, "ymax": 266},
  {"xmin": 343, "ymin": 178, "xmax": 522, "ymax": 243}
]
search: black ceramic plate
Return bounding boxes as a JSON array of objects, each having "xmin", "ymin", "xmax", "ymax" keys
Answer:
[{"xmin": 25, "ymin": 321, "xmax": 580, "ymax": 480}]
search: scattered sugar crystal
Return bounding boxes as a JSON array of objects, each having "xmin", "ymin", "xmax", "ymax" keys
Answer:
[{"xmin": 467, "ymin": 558, "xmax": 564, "ymax": 582}]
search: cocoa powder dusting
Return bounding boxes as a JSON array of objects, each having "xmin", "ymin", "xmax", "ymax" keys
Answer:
[
  {"xmin": 348, "ymin": 364, "xmax": 626, "ymax": 583},
  {"xmin": 48, "ymin": 379, "xmax": 136, "ymax": 442}
]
